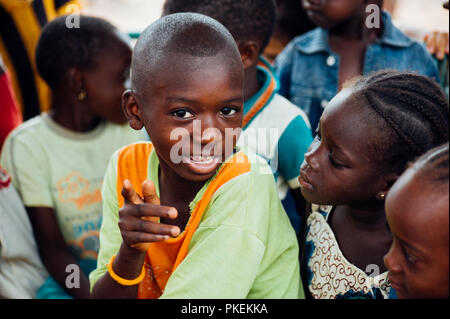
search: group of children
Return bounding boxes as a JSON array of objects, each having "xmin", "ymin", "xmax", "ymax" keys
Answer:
[{"xmin": 0, "ymin": 0, "xmax": 448, "ymax": 299}]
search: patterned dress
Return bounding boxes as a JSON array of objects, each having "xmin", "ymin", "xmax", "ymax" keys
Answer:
[{"xmin": 304, "ymin": 205, "xmax": 391, "ymax": 299}]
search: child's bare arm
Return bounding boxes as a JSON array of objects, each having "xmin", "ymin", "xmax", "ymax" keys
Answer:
[
  {"xmin": 90, "ymin": 180, "xmax": 179, "ymax": 299},
  {"xmin": 26, "ymin": 207, "xmax": 91, "ymax": 299}
]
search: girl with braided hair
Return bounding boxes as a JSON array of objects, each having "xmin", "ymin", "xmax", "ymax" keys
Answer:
[
  {"xmin": 384, "ymin": 143, "xmax": 449, "ymax": 299},
  {"xmin": 298, "ymin": 70, "xmax": 449, "ymax": 299}
]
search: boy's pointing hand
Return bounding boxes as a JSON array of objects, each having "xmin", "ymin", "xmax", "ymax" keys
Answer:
[{"xmin": 119, "ymin": 179, "xmax": 180, "ymax": 252}]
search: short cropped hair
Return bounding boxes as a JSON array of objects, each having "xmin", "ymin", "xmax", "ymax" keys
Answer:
[
  {"xmin": 162, "ymin": 0, "xmax": 276, "ymax": 52},
  {"xmin": 35, "ymin": 15, "xmax": 118, "ymax": 88},
  {"xmin": 131, "ymin": 12, "xmax": 242, "ymax": 96}
]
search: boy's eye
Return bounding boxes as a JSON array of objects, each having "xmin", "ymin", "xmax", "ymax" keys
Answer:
[
  {"xmin": 172, "ymin": 109, "xmax": 194, "ymax": 119},
  {"xmin": 220, "ymin": 107, "xmax": 237, "ymax": 116}
]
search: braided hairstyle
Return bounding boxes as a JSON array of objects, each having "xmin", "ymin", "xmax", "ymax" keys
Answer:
[
  {"xmin": 410, "ymin": 143, "xmax": 449, "ymax": 193},
  {"xmin": 350, "ymin": 70, "xmax": 449, "ymax": 175}
]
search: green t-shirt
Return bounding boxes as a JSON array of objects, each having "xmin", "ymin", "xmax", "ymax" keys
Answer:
[
  {"xmin": 0, "ymin": 113, "xmax": 147, "ymax": 262},
  {"xmin": 90, "ymin": 146, "xmax": 303, "ymax": 299}
]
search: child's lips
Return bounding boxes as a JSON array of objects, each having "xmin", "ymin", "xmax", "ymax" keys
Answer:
[
  {"xmin": 299, "ymin": 169, "xmax": 315, "ymax": 191},
  {"xmin": 184, "ymin": 155, "xmax": 221, "ymax": 175},
  {"xmin": 388, "ymin": 275, "xmax": 405, "ymax": 294},
  {"xmin": 190, "ymin": 155, "xmax": 215, "ymax": 163}
]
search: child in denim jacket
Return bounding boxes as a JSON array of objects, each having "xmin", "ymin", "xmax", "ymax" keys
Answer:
[{"xmin": 275, "ymin": 0, "xmax": 440, "ymax": 131}]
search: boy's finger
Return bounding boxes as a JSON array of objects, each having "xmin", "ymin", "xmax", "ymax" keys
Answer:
[
  {"xmin": 121, "ymin": 179, "xmax": 144, "ymax": 205},
  {"xmin": 124, "ymin": 232, "xmax": 171, "ymax": 251},
  {"xmin": 426, "ymin": 32, "xmax": 437, "ymax": 54},
  {"xmin": 142, "ymin": 180, "xmax": 160, "ymax": 205},
  {"xmin": 131, "ymin": 231, "xmax": 171, "ymax": 243},
  {"xmin": 139, "ymin": 204, "xmax": 178, "ymax": 219},
  {"xmin": 126, "ymin": 219, "xmax": 181, "ymax": 237},
  {"xmin": 121, "ymin": 202, "xmax": 178, "ymax": 219},
  {"xmin": 436, "ymin": 33, "xmax": 448, "ymax": 60},
  {"xmin": 442, "ymin": 33, "xmax": 449, "ymax": 54}
]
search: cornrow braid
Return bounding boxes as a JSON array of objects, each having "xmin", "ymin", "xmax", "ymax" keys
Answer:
[
  {"xmin": 352, "ymin": 70, "xmax": 449, "ymax": 174},
  {"xmin": 413, "ymin": 143, "xmax": 449, "ymax": 188}
]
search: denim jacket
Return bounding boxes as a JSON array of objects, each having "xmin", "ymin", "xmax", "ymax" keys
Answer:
[{"xmin": 274, "ymin": 11, "xmax": 440, "ymax": 131}]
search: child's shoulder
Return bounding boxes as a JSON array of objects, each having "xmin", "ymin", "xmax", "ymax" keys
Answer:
[
  {"xmin": 207, "ymin": 147, "xmax": 276, "ymax": 199},
  {"xmin": 113, "ymin": 140, "xmax": 153, "ymax": 156},
  {"xmin": 261, "ymin": 93, "xmax": 311, "ymax": 130},
  {"xmin": 108, "ymin": 141, "xmax": 153, "ymax": 172},
  {"xmin": 288, "ymin": 27, "xmax": 326, "ymax": 55},
  {"xmin": 378, "ymin": 12, "xmax": 436, "ymax": 63},
  {"xmin": 9, "ymin": 114, "xmax": 45, "ymax": 135},
  {"xmin": 204, "ymin": 148, "xmax": 293, "ymax": 236},
  {"xmin": 3, "ymin": 115, "xmax": 48, "ymax": 147},
  {"xmin": 237, "ymin": 147, "xmax": 273, "ymax": 176},
  {"xmin": 275, "ymin": 28, "xmax": 324, "ymax": 66}
]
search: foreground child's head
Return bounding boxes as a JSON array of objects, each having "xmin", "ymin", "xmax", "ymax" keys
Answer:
[
  {"xmin": 162, "ymin": 0, "xmax": 276, "ymax": 71},
  {"xmin": 123, "ymin": 13, "xmax": 244, "ymax": 183},
  {"xmin": 301, "ymin": 0, "xmax": 383, "ymax": 30},
  {"xmin": 36, "ymin": 15, "xmax": 132, "ymax": 124},
  {"xmin": 384, "ymin": 143, "xmax": 449, "ymax": 299},
  {"xmin": 299, "ymin": 71, "xmax": 449, "ymax": 207}
]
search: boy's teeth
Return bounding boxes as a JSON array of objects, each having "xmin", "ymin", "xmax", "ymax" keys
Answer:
[{"xmin": 191, "ymin": 155, "xmax": 213, "ymax": 162}]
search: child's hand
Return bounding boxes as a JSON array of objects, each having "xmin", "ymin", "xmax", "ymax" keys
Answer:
[
  {"xmin": 119, "ymin": 179, "xmax": 180, "ymax": 252},
  {"xmin": 424, "ymin": 31, "xmax": 449, "ymax": 61}
]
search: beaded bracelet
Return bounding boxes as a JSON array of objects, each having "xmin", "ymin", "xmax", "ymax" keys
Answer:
[{"xmin": 107, "ymin": 254, "xmax": 145, "ymax": 286}]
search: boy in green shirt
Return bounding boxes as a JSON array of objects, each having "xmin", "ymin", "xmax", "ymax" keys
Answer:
[{"xmin": 90, "ymin": 13, "xmax": 302, "ymax": 299}]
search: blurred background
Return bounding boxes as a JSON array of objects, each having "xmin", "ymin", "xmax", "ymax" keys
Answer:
[{"xmin": 79, "ymin": 0, "xmax": 449, "ymax": 36}]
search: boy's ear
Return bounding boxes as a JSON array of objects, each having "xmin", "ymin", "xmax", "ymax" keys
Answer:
[
  {"xmin": 122, "ymin": 89, "xmax": 144, "ymax": 130},
  {"xmin": 238, "ymin": 40, "xmax": 261, "ymax": 70}
]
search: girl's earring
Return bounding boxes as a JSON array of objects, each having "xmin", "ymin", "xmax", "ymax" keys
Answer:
[
  {"xmin": 379, "ymin": 193, "xmax": 386, "ymax": 201},
  {"xmin": 77, "ymin": 89, "xmax": 87, "ymax": 101}
]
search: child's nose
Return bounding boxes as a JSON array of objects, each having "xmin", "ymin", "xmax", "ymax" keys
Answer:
[
  {"xmin": 191, "ymin": 118, "xmax": 222, "ymax": 147},
  {"xmin": 201, "ymin": 128, "xmax": 220, "ymax": 144},
  {"xmin": 383, "ymin": 243, "xmax": 401, "ymax": 274},
  {"xmin": 304, "ymin": 141, "xmax": 320, "ymax": 170}
]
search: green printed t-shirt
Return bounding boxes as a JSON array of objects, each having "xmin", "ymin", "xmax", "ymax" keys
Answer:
[
  {"xmin": 0, "ymin": 113, "xmax": 147, "ymax": 262},
  {"xmin": 90, "ymin": 146, "xmax": 304, "ymax": 299}
]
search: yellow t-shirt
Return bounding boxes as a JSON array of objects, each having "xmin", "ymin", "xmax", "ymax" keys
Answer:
[{"xmin": 0, "ymin": 113, "xmax": 147, "ymax": 261}]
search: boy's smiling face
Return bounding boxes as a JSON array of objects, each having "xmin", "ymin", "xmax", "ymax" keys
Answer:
[{"xmin": 124, "ymin": 52, "xmax": 244, "ymax": 183}]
